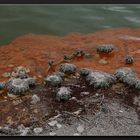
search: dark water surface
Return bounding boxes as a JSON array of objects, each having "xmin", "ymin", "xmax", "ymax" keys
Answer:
[{"xmin": 0, "ymin": 4, "xmax": 140, "ymax": 46}]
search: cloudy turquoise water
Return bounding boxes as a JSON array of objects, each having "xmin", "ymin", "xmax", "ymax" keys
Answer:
[{"xmin": 0, "ymin": 4, "xmax": 140, "ymax": 45}]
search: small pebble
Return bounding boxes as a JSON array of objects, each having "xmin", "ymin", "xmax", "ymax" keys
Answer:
[
  {"xmin": 33, "ymin": 109, "xmax": 38, "ymax": 114},
  {"xmin": 8, "ymin": 64, "xmax": 14, "ymax": 68},
  {"xmin": 48, "ymin": 120, "xmax": 58, "ymax": 127},
  {"xmin": 22, "ymin": 108, "xmax": 26, "ymax": 111},
  {"xmin": 70, "ymin": 97, "xmax": 77, "ymax": 100},
  {"xmin": 33, "ymin": 127, "xmax": 43, "ymax": 134},
  {"xmin": 85, "ymin": 53, "xmax": 92, "ymax": 58},
  {"xmin": 96, "ymin": 93, "xmax": 99, "ymax": 96},
  {"xmin": 2, "ymin": 72, "xmax": 11, "ymax": 78},
  {"xmin": 31, "ymin": 95, "xmax": 40, "ymax": 104},
  {"xmin": 49, "ymin": 132, "xmax": 56, "ymax": 136},
  {"xmin": 56, "ymin": 123, "xmax": 62, "ymax": 129},
  {"xmin": 73, "ymin": 133, "xmax": 80, "ymax": 136},
  {"xmin": 119, "ymin": 110, "xmax": 123, "ymax": 113},
  {"xmin": 77, "ymin": 125, "xmax": 84, "ymax": 133},
  {"xmin": 99, "ymin": 59, "xmax": 108, "ymax": 65},
  {"xmin": 80, "ymin": 92, "xmax": 89, "ymax": 96}
]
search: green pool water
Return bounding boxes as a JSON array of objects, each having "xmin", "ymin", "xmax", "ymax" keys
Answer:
[{"xmin": 0, "ymin": 4, "xmax": 140, "ymax": 46}]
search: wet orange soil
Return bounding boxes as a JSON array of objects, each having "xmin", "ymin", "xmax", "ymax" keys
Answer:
[{"xmin": 0, "ymin": 27, "xmax": 140, "ymax": 83}]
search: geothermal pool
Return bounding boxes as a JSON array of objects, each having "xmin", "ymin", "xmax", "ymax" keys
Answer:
[{"xmin": 0, "ymin": 4, "xmax": 140, "ymax": 45}]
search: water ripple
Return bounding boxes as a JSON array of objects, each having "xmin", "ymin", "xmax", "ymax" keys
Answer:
[{"xmin": 103, "ymin": 6, "xmax": 134, "ymax": 13}]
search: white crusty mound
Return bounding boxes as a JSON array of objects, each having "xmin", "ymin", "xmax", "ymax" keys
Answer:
[
  {"xmin": 86, "ymin": 70, "xmax": 116, "ymax": 89},
  {"xmin": 7, "ymin": 78, "xmax": 29, "ymax": 95}
]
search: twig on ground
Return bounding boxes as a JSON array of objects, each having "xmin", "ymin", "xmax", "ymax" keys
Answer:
[
  {"xmin": 61, "ymin": 109, "xmax": 90, "ymax": 123},
  {"xmin": 99, "ymin": 94, "xmax": 104, "ymax": 105},
  {"xmin": 48, "ymin": 114, "xmax": 62, "ymax": 121}
]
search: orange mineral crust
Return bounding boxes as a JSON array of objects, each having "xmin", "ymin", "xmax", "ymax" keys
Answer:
[{"xmin": 0, "ymin": 28, "xmax": 140, "ymax": 82}]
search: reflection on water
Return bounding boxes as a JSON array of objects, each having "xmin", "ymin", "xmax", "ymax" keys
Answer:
[{"xmin": 0, "ymin": 4, "xmax": 140, "ymax": 45}]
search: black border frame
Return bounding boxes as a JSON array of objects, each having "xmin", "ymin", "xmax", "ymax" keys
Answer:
[
  {"xmin": 0, "ymin": 0, "xmax": 140, "ymax": 139},
  {"xmin": 0, "ymin": 0, "xmax": 140, "ymax": 4}
]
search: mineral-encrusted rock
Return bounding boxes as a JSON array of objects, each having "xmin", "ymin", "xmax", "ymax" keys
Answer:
[
  {"xmin": 73, "ymin": 48, "xmax": 85, "ymax": 57},
  {"xmin": 123, "ymin": 75, "xmax": 140, "ymax": 89},
  {"xmin": 7, "ymin": 78, "xmax": 29, "ymax": 95},
  {"xmin": 63, "ymin": 54, "xmax": 72, "ymax": 60},
  {"xmin": 0, "ymin": 82, "xmax": 5, "ymax": 90},
  {"xmin": 114, "ymin": 67, "xmax": 140, "ymax": 89},
  {"xmin": 56, "ymin": 86, "xmax": 72, "ymax": 101},
  {"xmin": 44, "ymin": 74, "xmax": 63, "ymax": 86},
  {"xmin": 96, "ymin": 44, "xmax": 114, "ymax": 53},
  {"xmin": 86, "ymin": 70, "xmax": 116, "ymax": 89},
  {"xmin": 122, "ymin": 75, "xmax": 138, "ymax": 87},
  {"xmin": 125, "ymin": 55, "xmax": 134, "ymax": 64},
  {"xmin": 79, "ymin": 68, "xmax": 92, "ymax": 77},
  {"xmin": 59, "ymin": 63, "xmax": 77, "ymax": 74},
  {"xmin": 114, "ymin": 67, "xmax": 135, "ymax": 81}
]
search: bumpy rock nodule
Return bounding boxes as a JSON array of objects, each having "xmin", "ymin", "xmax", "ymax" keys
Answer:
[
  {"xmin": 79, "ymin": 68, "xmax": 92, "ymax": 77},
  {"xmin": 56, "ymin": 86, "xmax": 72, "ymax": 101},
  {"xmin": 125, "ymin": 55, "xmax": 134, "ymax": 64},
  {"xmin": 96, "ymin": 44, "xmax": 114, "ymax": 53},
  {"xmin": 114, "ymin": 67, "xmax": 135, "ymax": 81},
  {"xmin": 86, "ymin": 70, "xmax": 116, "ymax": 89},
  {"xmin": 7, "ymin": 78, "xmax": 30, "ymax": 95},
  {"xmin": 44, "ymin": 74, "xmax": 63, "ymax": 87},
  {"xmin": 59, "ymin": 63, "xmax": 77, "ymax": 74},
  {"xmin": 114, "ymin": 67, "xmax": 140, "ymax": 89}
]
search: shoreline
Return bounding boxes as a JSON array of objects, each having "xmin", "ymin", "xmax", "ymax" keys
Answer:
[{"xmin": 0, "ymin": 27, "xmax": 140, "ymax": 83}]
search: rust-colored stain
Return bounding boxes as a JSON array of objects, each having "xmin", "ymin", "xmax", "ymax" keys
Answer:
[{"xmin": 0, "ymin": 28, "xmax": 140, "ymax": 83}]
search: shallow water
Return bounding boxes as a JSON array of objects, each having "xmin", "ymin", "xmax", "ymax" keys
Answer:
[{"xmin": 0, "ymin": 4, "xmax": 140, "ymax": 46}]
